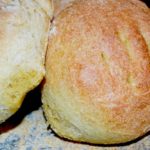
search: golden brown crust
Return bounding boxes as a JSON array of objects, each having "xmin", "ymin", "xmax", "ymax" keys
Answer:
[
  {"xmin": 43, "ymin": 0, "xmax": 150, "ymax": 144},
  {"xmin": 53, "ymin": 0, "xmax": 74, "ymax": 16}
]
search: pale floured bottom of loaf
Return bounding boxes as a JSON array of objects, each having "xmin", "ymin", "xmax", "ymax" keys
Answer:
[
  {"xmin": 42, "ymin": 85, "xmax": 137, "ymax": 144},
  {"xmin": 0, "ymin": 68, "xmax": 44, "ymax": 123}
]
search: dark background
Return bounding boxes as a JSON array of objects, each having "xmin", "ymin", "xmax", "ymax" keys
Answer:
[{"xmin": 142, "ymin": 0, "xmax": 149, "ymax": 7}]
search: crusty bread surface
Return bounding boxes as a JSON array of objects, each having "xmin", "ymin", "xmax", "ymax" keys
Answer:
[
  {"xmin": 42, "ymin": 0, "xmax": 150, "ymax": 144},
  {"xmin": 0, "ymin": 0, "xmax": 53, "ymax": 123},
  {"xmin": 53, "ymin": 0, "xmax": 74, "ymax": 16}
]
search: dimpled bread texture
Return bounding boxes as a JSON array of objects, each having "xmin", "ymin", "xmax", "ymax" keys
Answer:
[
  {"xmin": 42, "ymin": 0, "xmax": 150, "ymax": 144},
  {"xmin": 0, "ymin": 0, "xmax": 53, "ymax": 123}
]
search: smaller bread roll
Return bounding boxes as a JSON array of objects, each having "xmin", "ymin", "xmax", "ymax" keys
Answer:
[
  {"xmin": 42, "ymin": 0, "xmax": 150, "ymax": 144},
  {"xmin": 0, "ymin": 0, "xmax": 53, "ymax": 123}
]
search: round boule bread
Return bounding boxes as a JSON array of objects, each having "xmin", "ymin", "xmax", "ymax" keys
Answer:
[
  {"xmin": 0, "ymin": 0, "xmax": 53, "ymax": 123},
  {"xmin": 42, "ymin": 0, "xmax": 150, "ymax": 144}
]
